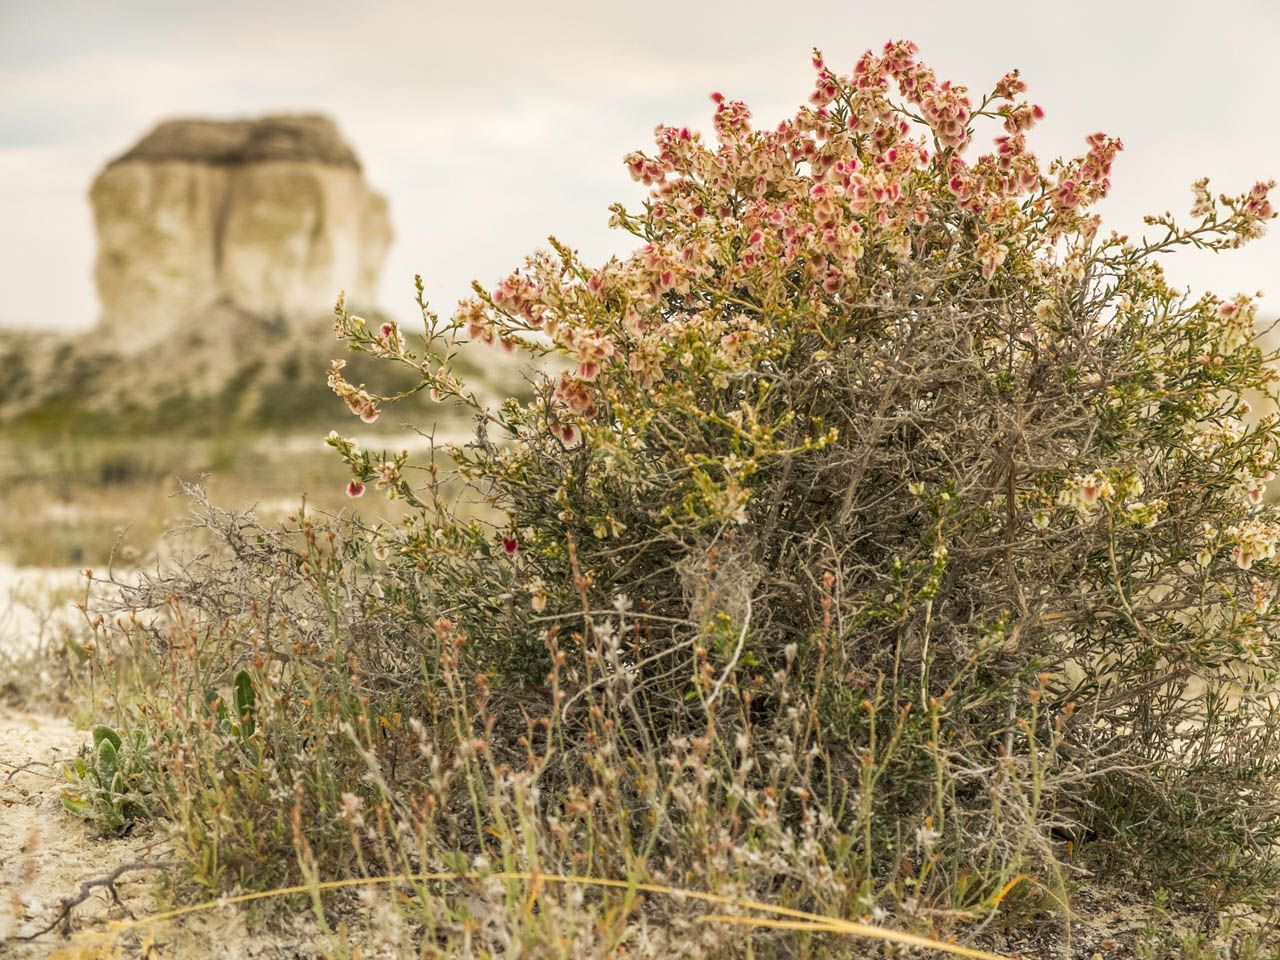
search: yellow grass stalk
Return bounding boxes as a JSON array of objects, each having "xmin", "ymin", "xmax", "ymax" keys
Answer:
[{"xmin": 65, "ymin": 869, "xmax": 1011, "ymax": 959}]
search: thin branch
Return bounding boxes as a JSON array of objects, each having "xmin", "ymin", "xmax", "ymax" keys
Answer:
[{"xmin": 8, "ymin": 858, "xmax": 173, "ymax": 942}]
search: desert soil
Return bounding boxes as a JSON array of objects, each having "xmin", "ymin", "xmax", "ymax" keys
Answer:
[
  {"xmin": 0, "ymin": 562, "xmax": 328, "ymax": 959},
  {"xmin": 0, "ymin": 708, "xmax": 338, "ymax": 958},
  {"xmin": 0, "ymin": 707, "xmax": 163, "ymax": 955}
]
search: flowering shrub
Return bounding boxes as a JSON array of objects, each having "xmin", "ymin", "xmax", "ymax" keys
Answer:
[
  {"xmin": 60, "ymin": 41, "xmax": 1280, "ymax": 955},
  {"xmin": 326, "ymin": 41, "xmax": 1280, "ymax": 906}
]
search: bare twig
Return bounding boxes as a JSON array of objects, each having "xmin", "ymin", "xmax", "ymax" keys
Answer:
[{"xmin": 8, "ymin": 858, "xmax": 172, "ymax": 942}]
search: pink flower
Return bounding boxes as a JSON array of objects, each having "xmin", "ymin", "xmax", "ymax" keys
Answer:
[
  {"xmin": 346, "ymin": 481, "xmax": 365, "ymax": 498},
  {"xmin": 975, "ymin": 233, "xmax": 1008, "ymax": 280},
  {"xmin": 993, "ymin": 70, "xmax": 1027, "ymax": 100},
  {"xmin": 501, "ymin": 536, "xmax": 518, "ymax": 555},
  {"xmin": 360, "ymin": 405, "xmax": 379, "ymax": 424},
  {"xmin": 379, "ymin": 322, "xmax": 394, "ymax": 339}
]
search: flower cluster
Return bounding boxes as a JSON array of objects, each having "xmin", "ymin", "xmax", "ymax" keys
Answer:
[
  {"xmin": 1228, "ymin": 518, "xmax": 1280, "ymax": 570},
  {"xmin": 327, "ymin": 359, "xmax": 380, "ymax": 423},
  {"xmin": 1058, "ymin": 471, "xmax": 1117, "ymax": 513},
  {"xmin": 1048, "ymin": 132, "xmax": 1124, "ymax": 221},
  {"xmin": 1122, "ymin": 499, "xmax": 1167, "ymax": 528},
  {"xmin": 434, "ymin": 41, "xmax": 1111, "ymax": 441},
  {"xmin": 1233, "ymin": 460, "xmax": 1276, "ymax": 509},
  {"xmin": 1240, "ymin": 179, "xmax": 1277, "ymax": 240},
  {"xmin": 1213, "ymin": 293, "xmax": 1261, "ymax": 354}
]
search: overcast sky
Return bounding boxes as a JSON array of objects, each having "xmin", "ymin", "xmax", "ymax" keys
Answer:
[{"xmin": 2, "ymin": 0, "xmax": 1277, "ymax": 333}]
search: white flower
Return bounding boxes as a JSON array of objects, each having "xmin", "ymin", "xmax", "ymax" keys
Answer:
[
  {"xmin": 340, "ymin": 792, "xmax": 365, "ymax": 827},
  {"xmin": 528, "ymin": 577, "xmax": 548, "ymax": 613},
  {"xmin": 1253, "ymin": 581, "xmax": 1273, "ymax": 615},
  {"xmin": 1060, "ymin": 471, "xmax": 1115, "ymax": 512},
  {"xmin": 914, "ymin": 824, "xmax": 940, "ymax": 850}
]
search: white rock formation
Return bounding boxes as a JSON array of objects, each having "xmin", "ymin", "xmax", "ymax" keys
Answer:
[{"xmin": 90, "ymin": 114, "xmax": 392, "ymax": 350}]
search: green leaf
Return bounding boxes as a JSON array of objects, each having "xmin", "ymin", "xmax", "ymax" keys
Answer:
[
  {"xmin": 206, "ymin": 689, "xmax": 229, "ymax": 728},
  {"xmin": 96, "ymin": 738, "xmax": 118, "ymax": 788},
  {"xmin": 233, "ymin": 670, "xmax": 256, "ymax": 738},
  {"xmin": 92, "ymin": 724, "xmax": 122, "ymax": 752},
  {"xmin": 61, "ymin": 792, "xmax": 92, "ymax": 818}
]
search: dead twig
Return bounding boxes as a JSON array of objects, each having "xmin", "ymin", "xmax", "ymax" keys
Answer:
[
  {"xmin": 2, "ymin": 757, "xmax": 60, "ymax": 783},
  {"xmin": 7, "ymin": 857, "xmax": 172, "ymax": 942}
]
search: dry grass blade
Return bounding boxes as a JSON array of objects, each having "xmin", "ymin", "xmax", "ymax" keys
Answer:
[
  {"xmin": 76, "ymin": 870, "xmax": 1011, "ymax": 959},
  {"xmin": 694, "ymin": 915, "xmax": 1007, "ymax": 960}
]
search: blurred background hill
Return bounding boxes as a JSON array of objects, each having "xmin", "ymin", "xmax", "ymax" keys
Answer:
[{"xmin": 0, "ymin": 114, "xmax": 508, "ymax": 568}]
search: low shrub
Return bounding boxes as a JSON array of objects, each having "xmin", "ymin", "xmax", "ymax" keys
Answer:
[{"xmin": 73, "ymin": 38, "xmax": 1280, "ymax": 956}]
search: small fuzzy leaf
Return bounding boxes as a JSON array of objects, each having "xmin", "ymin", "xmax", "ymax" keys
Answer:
[
  {"xmin": 92, "ymin": 724, "xmax": 122, "ymax": 751},
  {"xmin": 96, "ymin": 738, "xmax": 118, "ymax": 787}
]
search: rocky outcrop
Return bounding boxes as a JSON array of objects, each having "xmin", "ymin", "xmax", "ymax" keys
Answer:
[{"xmin": 90, "ymin": 114, "xmax": 391, "ymax": 350}]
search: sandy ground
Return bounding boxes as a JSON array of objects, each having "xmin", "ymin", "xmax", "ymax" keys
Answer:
[
  {"xmin": 0, "ymin": 564, "xmax": 329, "ymax": 959},
  {"xmin": 0, "ymin": 707, "xmax": 337, "ymax": 959},
  {"xmin": 0, "ymin": 565, "xmax": 89, "ymax": 661},
  {"xmin": 0, "ymin": 708, "xmax": 163, "ymax": 955}
]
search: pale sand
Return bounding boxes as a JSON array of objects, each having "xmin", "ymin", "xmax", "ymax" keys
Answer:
[
  {"xmin": 0, "ymin": 707, "xmax": 330, "ymax": 958},
  {"xmin": 0, "ymin": 708, "xmax": 163, "ymax": 952},
  {"xmin": 0, "ymin": 565, "xmax": 89, "ymax": 661}
]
